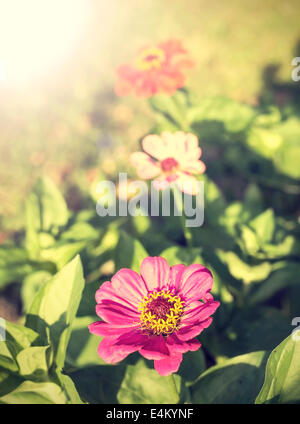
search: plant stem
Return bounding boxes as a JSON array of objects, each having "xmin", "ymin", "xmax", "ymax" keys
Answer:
[
  {"xmin": 172, "ymin": 186, "xmax": 193, "ymax": 248},
  {"xmin": 167, "ymin": 374, "xmax": 180, "ymax": 403}
]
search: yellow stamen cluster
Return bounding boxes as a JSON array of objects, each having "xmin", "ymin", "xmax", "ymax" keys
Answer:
[
  {"xmin": 138, "ymin": 289, "xmax": 184, "ymax": 335},
  {"xmin": 135, "ymin": 47, "xmax": 165, "ymax": 71}
]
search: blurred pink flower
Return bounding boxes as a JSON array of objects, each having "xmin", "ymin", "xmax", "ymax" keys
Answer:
[
  {"xmin": 89, "ymin": 256, "xmax": 219, "ymax": 376},
  {"xmin": 115, "ymin": 40, "xmax": 194, "ymax": 98},
  {"xmin": 131, "ymin": 131, "xmax": 206, "ymax": 195}
]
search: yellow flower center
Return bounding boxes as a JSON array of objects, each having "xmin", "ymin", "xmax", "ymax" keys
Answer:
[
  {"xmin": 138, "ymin": 289, "xmax": 184, "ymax": 335},
  {"xmin": 135, "ymin": 47, "xmax": 165, "ymax": 71}
]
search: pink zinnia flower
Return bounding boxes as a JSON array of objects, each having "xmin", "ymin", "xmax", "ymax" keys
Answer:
[
  {"xmin": 115, "ymin": 39, "xmax": 194, "ymax": 98},
  {"xmin": 89, "ymin": 256, "xmax": 219, "ymax": 376},
  {"xmin": 130, "ymin": 131, "xmax": 206, "ymax": 195}
]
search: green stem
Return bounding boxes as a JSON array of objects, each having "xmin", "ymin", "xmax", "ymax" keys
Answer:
[
  {"xmin": 172, "ymin": 186, "xmax": 193, "ymax": 248},
  {"xmin": 167, "ymin": 374, "xmax": 180, "ymax": 403}
]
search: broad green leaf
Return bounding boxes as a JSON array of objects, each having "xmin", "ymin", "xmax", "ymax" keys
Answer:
[
  {"xmin": 160, "ymin": 246, "xmax": 204, "ymax": 266},
  {"xmin": 249, "ymin": 209, "xmax": 275, "ymax": 244},
  {"xmin": 16, "ymin": 346, "xmax": 51, "ymax": 381},
  {"xmin": 26, "ymin": 255, "xmax": 85, "ymax": 370},
  {"xmin": 217, "ymin": 251, "xmax": 272, "ymax": 284},
  {"xmin": 0, "ymin": 369, "xmax": 23, "ymax": 397},
  {"xmin": 239, "ymin": 225, "xmax": 259, "ymax": 256},
  {"xmin": 25, "ymin": 177, "xmax": 69, "ymax": 258},
  {"xmin": 39, "ymin": 240, "xmax": 87, "ymax": 269},
  {"xmin": 2, "ymin": 321, "xmax": 39, "ymax": 361},
  {"xmin": 66, "ymin": 316, "xmax": 106, "ymax": 369},
  {"xmin": 203, "ymin": 175, "xmax": 226, "ymax": 224},
  {"xmin": 178, "ymin": 350, "xmax": 206, "ymax": 386},
  {"xmin": 262, "ymin": 235, "xmax": 297, "ymax": 259},
  {"xmin": 115, "ymin": 231, "xmax": 148, "ymax": 273},
  {"xmin": 60, "ymin": 222, "xmax": 99, "ymax": 242},
  {"xmin": 188, "ymin": 96, "xmax": 256, "ymax": 133},
  {"xmin": 0, "ymin": 246, "xmax": 37, "ymax": 288},
  {"xmin": 256, "ymin": 334, "xmax": 300, "ymax": 404},
  {"xmin": 208, "ymin": 307, "xmax": 291, "ymax": 359},
  {"xmin": 0, "ymin": 381, "xmax": 67, "ymax": 404},
  {"xmin": 117, "ymin": 359, "xmax": 181, "ymax": 404},
  {"xmin": 191, "ymin": 351, "xmax": 268, "ymax": 404},
  {"xmin": 21, "ymin": 271, "xmax": 52, "ymax": 313},
  {"xmin": 249, "ymin": 262, "xmax": 300, "ymax": 305},
  {"xmin": 148, "ymin": 93, "xmax": 189, "ymax": 130},
  {"xmin": 68, "ymin": 364, "xmax": 127, "ymax": 404},
  {"xmin": 243, "ymin": 183, "xmax": 264, "ymax": 217},
  {"xmin": 247, "ymin": 127, "xmax": 282, "ymax": 159},
  {"xmin": 273, "ymin": 117, "xmax": 300, "ymax": 179},
  {"xmin": 56, "ymin": 373, "xmax": 84, "ymax": 404}
]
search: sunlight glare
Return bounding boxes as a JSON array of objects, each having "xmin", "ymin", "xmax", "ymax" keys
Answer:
[{"xmin": 0, "ymin": 0, "xmax": 92, "ymax": 86}]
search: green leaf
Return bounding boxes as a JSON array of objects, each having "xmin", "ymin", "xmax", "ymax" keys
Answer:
[
  {"xmin": 68, "ymin": 364, "xmax": 126, "ymax": 404},
  {"xmin": 16, "ymin": 346, "xmax": 51, "ymax": 381},
  {"xmin": 249, "ymin": 262, "xmax": 300, "ymax": 305},
  {"xmin": 247, "ymin": 127, "xmax": 282, "ymax": 159},
  {"xmin": 217, "ymin": 250, "xmax": 272, "ymax": 284},
  {"xmin": 148, "ymin": 93, "xmax": 189, "ymax": 130},
  {"xmin": 21, "ymin": 271, "xmax": 52, "ymax": 313},
  {"xmin": 60, "ymin": 222, "xmax": 99, "ymax": 242},
  {"xmin": 178, "ymin": 350, "xmax": 206, "ymax": 385},
  {"xmin": 208, "ymin": 307, "xmax": 291, "ymax": 359},
  {"xmin": 0, "ymin": 381, "xmax": 67, "ymax": 404},
  {"xmin": 256, "ymin": 334, "xmax": 300, "ymax": 404},
  {"xmin": 191, "ymin": 351, "xmax": 268, "ymax": 404},
  {"xmin": 249, "ymin": 209, "xmax": 275, "ymax": 245},
  {"xmin": 0, "ymin": 369, "xmax": 23, "ymax": 397},
  {"xmin": 0, "ymin": 246, "xmax": 37, "ymax": 288},
  {"xmin": 239, "ymin": 225, "xmax": 259, "ymax": 256},
  {"xmin": 25, "ymin": 177, "xmax": 69, "ymax": 258},
  {"xmin": 3, "ymin": 321, "xmax": 39, "ymax": 361},
  {"xmin": 26, "ymin": 255, "xmax": 85, "ymax": 370},
  {"xmin": 117, "ymin": 359, "xmax": 181, "ymax": 404},
  {"xmin": 160, "ymin": 246, "xmax": 204, "ymax": 266},
  {"xmin": 39, "ymin": 240, "xmax": 88, "ymax": 269},
  {"xmin": 188, "ymin": 96, "xmax": 256, "ymax": 133},
  {"xmin": 115, "ymin": 231, "xmax": 148, "ymax": 273},
  {"xmin": 56, "ymin": 373, "xmax": 84, "ymax": 404},
  {"xmin": 66, "ymin": 316, "xmax": 106, "ymax": 369}
]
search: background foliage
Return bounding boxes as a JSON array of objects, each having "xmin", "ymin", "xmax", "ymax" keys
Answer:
[{"xmin": 0, "ymin": 0, "xmax": 300, "ymax": 404}]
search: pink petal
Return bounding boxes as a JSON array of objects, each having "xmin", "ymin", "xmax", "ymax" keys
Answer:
[
  {"xmin": 130, "ymin": 152, "xmax": 160, "ymax": 179},
  {"xmin": 176, "ymin": 317, "xmax": 213, "ymax": 341},
  {"xmin": 96, "ymin": 337, "xmax": 133, "ymax": 364},
  {"xmin": 97, "ymin": 330, "xmax": 146, "ymax": 364},
  {"xmin": 169, "ymin": 264, "xmax": 186, "ymax": 292},
  {"xmin": 140, "ymin": 256, "xmax": 170, "ymax": 291},
  {"xmin": 139, "ymin": 334, "xmax": 170, "ymax": 360},
  {"xmin": 181, "ymin": 301, "xmax": 220, "ymax": 324},
  {"xmin": 178, "ymin": 265, "xmax": 213, "ymax": 303},
  {"xmin": 96, "ymin": 301, "xmax": 139, "ymax": 325},
  {"xmin": 182, "ymin": 160, "xmax": 206, "ymax": 174},
  {"xmin": 166, "ymin": 333, "xmax": 201, "ymax": 353},
  {"xmin": 96, "ymin": 282, "xmax": 139, "ymax": 311},
  {"xmin": 142, "ymin": 134, "xmax": 169, "ymax": 160},
  {"xmin": 96, "ymin": 268, "xmax": 147, "ymax": 308},
  {"xmin": 89, "ymin": 321, "xmax": 139, "ymax": 337},
  {"xmin": 176, "ymin": 174, "xmax": 200, "ymax": 195},
  {"xmin": 154, "ymin": 352, "xmax": 183, "ymax": 376}
]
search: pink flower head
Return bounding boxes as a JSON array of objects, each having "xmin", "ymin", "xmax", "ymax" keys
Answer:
[
  {"xmin": 89, "ymin": 256, "xmax": 219, "ymax": 376},
  {"xmin": 131, "ymin": 131, "xmax": 206, "ymax": 195},
  {"xmin": 115, "ymin": 39, "xmax": 194, "ymax": 98}
]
